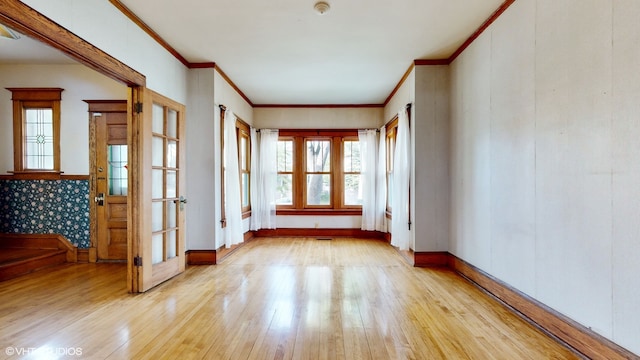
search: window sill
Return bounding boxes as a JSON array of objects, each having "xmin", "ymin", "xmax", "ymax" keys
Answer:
[
  {"xmin": 276, "ymin": 209, "xmax": 362, "ymax": 216},
  {"xmin": 2, "ymin": 171, "xmax": 67, "ymax": 180}
]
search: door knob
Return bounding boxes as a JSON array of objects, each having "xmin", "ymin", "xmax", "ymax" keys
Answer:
[
  {"xmin": 95, "ymin": 193, "xmax": 105, "ymax": 206},
  {"xmin": 176, "ymin": 196, "xmax": 187, "ymax": 210}
]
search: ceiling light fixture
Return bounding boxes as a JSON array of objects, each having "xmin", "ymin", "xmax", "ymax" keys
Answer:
[
  {"xmin": 314, "ymin": 1, "xmax": 330, "ymax": 15},
  {"xmin": 0, "ymin": 24, "xmax": 20, "ymax": 40}
]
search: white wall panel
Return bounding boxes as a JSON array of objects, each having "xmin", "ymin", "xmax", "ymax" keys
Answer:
[
  {"xmin": 451, "ymin": 33, "xmax": 492, "ymax": 269},
  {"xmin": 254, "ymin": 107, "xmax": 382, "ymax": 130},
  {"xmin": 488, "ymin": 0, "xmax": 536, "ymax": 296},
  {"xmin": 451, "ymin": 0, "xmax": 639, "ymax": 353},
  {"xmin": 23, "ymin": 0, "xmax": 188, "ymax": 104},
  {"xmin": 384, "ymin": 69, "xmax": 415, "ymax": 125},
  {"xmin": 0, "ymin": 64, "xmax": 127, "ymax": 175},
  {"xmin": 185, "ymin": 69, "xmax": 217, "ymax": 250},
  {"xmin": 276, "ymin": 216, "xmax": 361, "ymax": 229},
  {"xmin": 413, "ymin": 65, "xmax": 450, "ymax": 252},
  {"xmin": 611, "ymin": 0, "xmax": 640, "ymax": 353},
  {"xmin": 213, "ymin": 69, "xmax": 254, "ymax": 250},
  {"xmin": 535, "ymin": 0, "xmax": 613, "ymax": 337}
]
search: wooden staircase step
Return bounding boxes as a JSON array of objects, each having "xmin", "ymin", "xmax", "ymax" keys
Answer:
[{"xmin": 0, "ymin": 249, "xmax": 67, "ymax": 281}]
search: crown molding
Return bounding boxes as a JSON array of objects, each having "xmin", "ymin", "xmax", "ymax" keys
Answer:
[
  {"xmin": 109, "ymin": 0, "xmax": 190, "ymax": 67},
  {"xmin": 212, "ymin": 65, "xmax": 254, "ymax": 107},
  {"xmin": 253, "ymin": 104, "xmax": 383, "ymax": 109},
  {"xmin": 110, "ymin": 0, "xmax": 516, "ymax": 108},
  {"xmin": 448, "ymin": 0, "xmax": 516, "ymax": 63}
]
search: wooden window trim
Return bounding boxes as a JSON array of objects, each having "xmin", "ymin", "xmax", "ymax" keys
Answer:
[
  {"xmin": 219, "ymin": 107, "xmax": 226, "ymax": 227},
  {"xmin": 219, "ymin": 106, "xmax": 251, "ymax": 227},
  {"xmin": 385, "ymin": 117, "xmax": 398, "ymax": 214},
  {"xmin": 237, "ymin": 119, "xmax": 251, "ymax": 214},
  {"xmin": 276, "ymin": 137, "xmax": 296, "ymax": 209},
  {"xmin": 276, "ymin": 209, "xmax": 362, "ymax": 216},
  {"xmin": 276, "ymin": 129, "xmax": 361, "ymax": 214},
  {"xmin": 304, "ymin": 137, "xmax": 333, "ymax": 209},
  {"xmin": 341, "ymin": 136, "xmax": 362, "ymax": 209},
  {"xmin": 7, "ymin": 88, "xmax": 64, "ymax": 177},
  {"xmin": 384, "ymin": 105, "xmax": 411, "ymax": 220}
]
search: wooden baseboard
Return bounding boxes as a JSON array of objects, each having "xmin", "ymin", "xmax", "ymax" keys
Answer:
[
  {"xmin": 413, "ymin": 251, "xmax": 449, "ymax": 267},
  {"xmin": 187, "ymin": 232, "xmax": 256, "ymax": 265},
  {"xmin": 186, "ymin": 250, "xmax": 217, "ymax": 265},
  {"xmin": 254, "ymin": 228, "xmax": 386, "ymax": 239},
  {"xmin": 218, "ymin": 233, "xmax": 258, "ymax": 262},
  {"xmin": 77, "ymin": 248, "xmax": 97, "ymax": 263},
  {"xmin": 448, "ymin": 254, "xmax": 637, "ymax": 360}
]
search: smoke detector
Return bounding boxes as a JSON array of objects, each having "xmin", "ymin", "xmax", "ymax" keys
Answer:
[{"xmin": 314, "ymin": 1, "xmax": 330, "ymax": 15}]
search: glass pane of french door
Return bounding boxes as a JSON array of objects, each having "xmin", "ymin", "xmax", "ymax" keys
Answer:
[{"xmin": 151, "ymin": 103, "xmax": 180, "ymax": 265}]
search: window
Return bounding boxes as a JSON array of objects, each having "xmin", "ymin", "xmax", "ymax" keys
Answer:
[
  {"xmin": 343, "ymin": 138, "xmax": 362, "ymax": 206},
  {"xmin": 276, "ymin": 138, "xmax": 294, "ymax": 206},
  {"xmin": 8, "ymin": 88, "xmax": 63, "ymax": 174},
  {"xmin": 276, "ymin": 130, "xmax": 361, "ymax": 212},
  {"xmin": 237, "ymin": 121, "xmax": 251, "ymax": 213},
  {"xmin": 385, "ymin": 118, "xmax": 398, "ymax": 213},
  {"xmin": 305, "ymin": 139, "xmax": 331, "ymax": 207},
  {"xmin": 220, "ymin": 107, "xmax": 251, "ymax": 227}
]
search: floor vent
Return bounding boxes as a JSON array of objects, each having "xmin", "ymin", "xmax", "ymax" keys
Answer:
[{"xmin": 316, "ymin": 237, "xmax": 332, "ymax": 241}]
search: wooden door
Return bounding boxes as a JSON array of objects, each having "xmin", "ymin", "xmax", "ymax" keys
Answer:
[
  {"xmin": 130, "ymin": 88, "xmax": 186, "ymax": 292},
  {"xmin": 87, "ymin": 100, "xmax": 128, "ymax": 261}
]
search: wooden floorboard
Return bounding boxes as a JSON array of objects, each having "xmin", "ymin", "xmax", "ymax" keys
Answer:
[{"xmin": 0, "ymin": 238, "xmax": 579, "ymax": 359}]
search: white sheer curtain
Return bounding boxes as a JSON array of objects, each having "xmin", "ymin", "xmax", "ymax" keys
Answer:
[
  {"xmin": 359, "ymin": 129, "xmax": 377, "ymax": 231},
  {"xmin": 375, "ymin": 126, "xmax": 387, "ymax": 232},
  {"xmin": 250, "ymin": 129, "xmax": 279, "ymax": 230},
  {"xmin": 249, "ymin": 128, "xmax": 261, "ymax": 230},
  {"xmin": 223, "ymin": 109, "xmax": 243, "ymax": 248},
  {"xmin": 391, "ymin": 106, "xmax": 412, "ymax": 250}
]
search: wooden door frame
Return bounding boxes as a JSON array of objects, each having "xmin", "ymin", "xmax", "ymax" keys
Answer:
[{"xmin": 1, "ymin": 0, "xmax": 146, "ymax": 292}]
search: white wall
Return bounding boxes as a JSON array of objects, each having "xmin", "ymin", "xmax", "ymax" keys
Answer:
[
  {"xmin": 0, "ymin": 64, "xmax": 127, "ymax": 175},
  {"xmin": 254, "ymin": 107, "xmax": 382, "ymax": 130},
  {"xmin": 413, "ymin": 65, "xmax": 450, "ymax": 252},
  {"xmin": 384, "ymin": 68, "xmax": 415, "ymax": 126},
  {"xmin": 213, "ymin": 68, "xmax": 254, "ymax": 250},
  {"xmin": 185, "ymin": 69, "xmax": 217, "ymax": 250},
  {"xmin": 450, "ymin": 0, "xmax": 640, "ymax": 353},
  {"xmin": 383, "ymin": 67, "xmax": 415, "ymax": 243},
  {"xmin": 22, "ymin": 0, "xmax": 188, "ymax": 104}
]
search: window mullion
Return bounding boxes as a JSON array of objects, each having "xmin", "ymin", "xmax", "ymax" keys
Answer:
[
  {"xmin": 333, "ymin": 136, "xmax": 342, "ymax": 209},
  {"xmin": 295, "ymin": 136, "xmax": 304, "ymax": 209}
]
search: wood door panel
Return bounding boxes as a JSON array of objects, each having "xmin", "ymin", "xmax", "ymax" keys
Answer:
[
  {"xmin": 107, "ymin": 124, "xmax": 127, "ymax": 144},
  {"xmin": 107, "ymin": 199, "xmax": 127, "ymax": 222},
  {"xmin": 90, "ymin": 102, "xmax": 128, "ymax": 262},
  {"xmin": 106, "ymin": 228, "xmax": 127, "ymax": 259}
]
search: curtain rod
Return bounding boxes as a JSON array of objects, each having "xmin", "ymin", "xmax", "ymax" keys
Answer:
[{"xmin": 255, "ymin": 128, "xmax": 380, "ymax": 133}]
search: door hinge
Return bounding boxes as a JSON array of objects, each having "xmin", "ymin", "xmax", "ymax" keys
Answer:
[
  {"xmin": 133, "ymin": 256, "xmax": 142, "ymax": 267},
  {"xmin": 134, "ymin": 102, "xmax": 143, "ymax": 113}
]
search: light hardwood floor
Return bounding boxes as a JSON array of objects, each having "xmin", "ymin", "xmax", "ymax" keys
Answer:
[{"xmin": 0, "ymin": 238, "xmax": 579, "ymax": 359}]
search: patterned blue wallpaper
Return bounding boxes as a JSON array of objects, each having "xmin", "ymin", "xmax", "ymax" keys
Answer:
[{"xmin": 0, "ymin": 179, "xmax": 90, "ymax": 248}]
